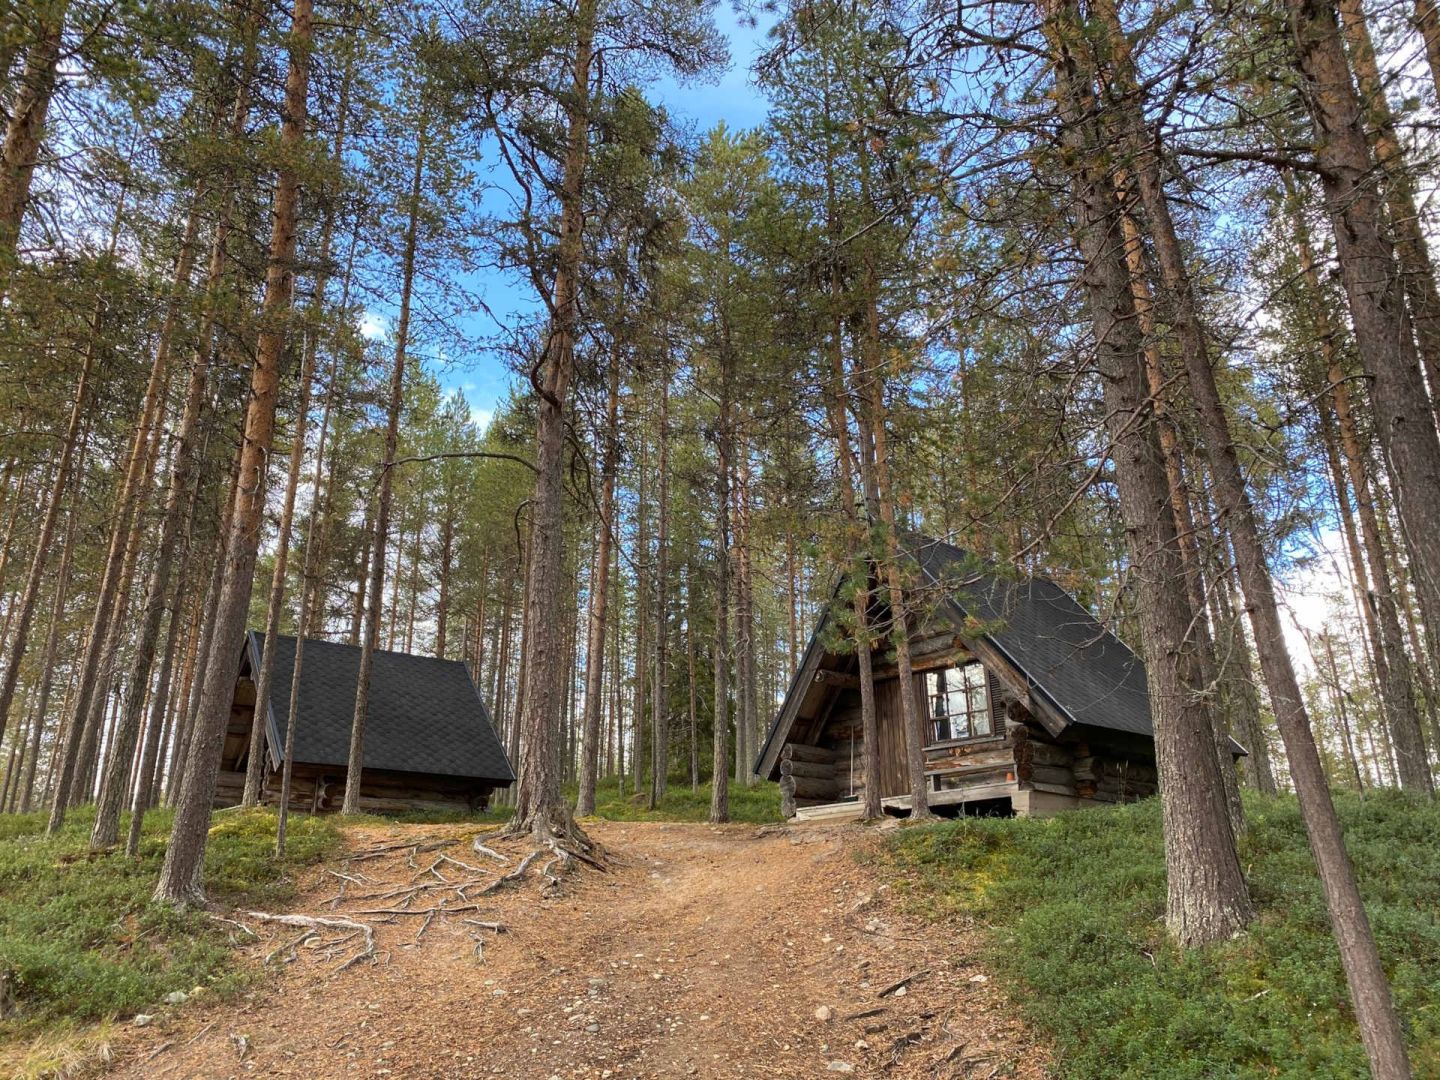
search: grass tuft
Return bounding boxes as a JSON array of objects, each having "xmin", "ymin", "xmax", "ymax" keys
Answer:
[
  {"xmin": 882, "ymin": 790, "xmax": 1440, "ymax": 1080},
  {"xmin": 0, "ymin": 805, "xmax": 339, "ymax": 1040},
  {"xmin": 570, "ymin": 775, "xmax": 782, "ymax": 824}
]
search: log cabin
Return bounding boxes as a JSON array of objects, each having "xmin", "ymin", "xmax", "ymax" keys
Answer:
[
  {"xmin": 215, "ymin": 632, "xmax": 514, "ymax": 814},
  {"xmin": 756, "ymin": 536, "xmax": 1233, "ymax": 821}
]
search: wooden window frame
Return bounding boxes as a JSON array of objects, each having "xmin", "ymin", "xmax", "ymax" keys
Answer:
[{"xmin": 923, "ymin": 661, "xmax": 1000, "ymax": 749}]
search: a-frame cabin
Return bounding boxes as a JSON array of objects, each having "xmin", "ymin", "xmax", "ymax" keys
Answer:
[{"xmin": 756, "ymin": 536, "xmax": 1201, "ymax": 820}]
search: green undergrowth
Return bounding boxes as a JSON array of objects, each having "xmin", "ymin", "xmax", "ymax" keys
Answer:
[
  {"xmin": 0, "ymin": 805, "xmax": 339, "ymax": 1040},
  {"xmin": 881, "ymin": 791, "xmax": 1440, "ymax": 1080},
  {"xmin": 571, "ymin": 775, "xmax": 782, "ymax": 824}
]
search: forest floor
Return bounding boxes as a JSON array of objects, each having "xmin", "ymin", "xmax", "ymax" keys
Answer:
[{"xmin": 94, "ymin": 818, "xmax": 1049, "ymax": 1080}]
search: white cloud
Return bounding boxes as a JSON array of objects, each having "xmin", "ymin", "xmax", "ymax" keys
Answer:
[
  {"xmin": 358, "ymin": 311, "xmax": 386, "ymax": 340},
  {"xmin": 1273, "ymin": 526, "xmax": 1353, "ymax": 676},
  {"xmin": 470, "ymin": 407, "xmax": 494, "ymax": 432}
]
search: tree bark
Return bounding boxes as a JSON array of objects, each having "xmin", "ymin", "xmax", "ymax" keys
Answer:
[
  {"xmin": 0, "ymin": 345, "xmax": 91, "ymax": 747},
  {"xmin": 342, "ymin": 125, "xmax": 425, "ymax": 815},
  {"xmin": 1041, "ymin": 0, "xmax": 1253, "ymax": 947},
  {"xmin": 1290, "ymin": 0, "xmax": 1440, "ymax": 736},
  {"xmin": 154, "ymin": 0, "xmax": 313, "ymax": 906},
  {"xmin": 91, "ymin": 338, "xmax": 214, "ymax": 848},
  {"xmin": 508, "ymin": 0, "xmax": 596, "ymax": 840},
  {"xmin": 0, "ymin": 0, "xmax": 67, "ymax": 286},
  {"xmin": 710, "ymin": 371, "xmax": 732, "ymax": 824},
  {"xmin": 19, "ymin": 424, "xmax": 86, "ymax": 813},
  {"xmin": 651, "ymin": 362, "xmax": 671, "ymax": 802},
  {"xmin": 576, "ymin": 353, "xmax": 620, "ymax": 816},
  {"xmin": 1337, "ymin": 0, "xmax": 1440, "ymax": 433},
  {"xmin": 242, "ymin": 86, "xmax": 346, "ymax": 804}
]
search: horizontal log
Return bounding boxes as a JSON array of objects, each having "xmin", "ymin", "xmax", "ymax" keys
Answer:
[
  {"xmin": 780, "ymin": 758, "xmax": 836, "ymax": 780},
  {"xmin": 1029, "ymin": 764, "xmax": 1077, "ymax": 788},
  {"xmin": 789, "ymin": 774, "xmax": 840, "ymax": 800},
  {"xmin": 814, "ymin": 669, "xmax": 860, "ymax": 689},
  {"xmin": 781, "ymin": 742, "xmax": 835, "ymax": 765}
]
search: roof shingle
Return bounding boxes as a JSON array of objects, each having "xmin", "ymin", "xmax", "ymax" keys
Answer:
[{"xmin": 247, "ymin": 632, "xmax": 515, "ymax": 784}]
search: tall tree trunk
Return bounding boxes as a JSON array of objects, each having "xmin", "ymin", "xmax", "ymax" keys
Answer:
[
  {"xmin": 168, "ymin": 455, "xmax": 239, "ymax": 805},
  {"xmin": 436, "ymin": 512, "xmax": 453, "ymax": 658},
  {"xmin": 278, "ymin": 337, "xmax": 343, "ymax": 856},
  {"xmin": 0, "ymin": 346, "xmax": 91, "ymax": 746},
  {"xmin": 1290, "ymin": 0, "xmax": 1440, "ymax": 733},
  {"xmin": 91, "ymin": 340, "xmax": 215, "ymax": 848},
  {"xmin": 341, "ymin": 124, "xmax": 425, "ymax": 815},
  {"xmin": 651, "ymin": 362, "xmax": 670, "ymax": 803},
  {"xmin": 1338, "ymin": 0, "xmax": 1440, "ymax": 430},
  {"xmin": 126, "ymin": 474, "xmax": 203, "ymax": 856},
  {"xmin": 825, "ymin": 285, "xmax": 882, "ymax": 820},
  {"xmin": 854, "ymin": 271, "xmax": 931, "ymax": 820},
  {"xmin": 576, "ymin": 355, "xmax": 620, "ymax": 816},
  {"xmin": 19, "ymin": 425, "xmax": 86, "ymax": 814},
  {"xmin": 242, "ymin": 83, "xmax": 347, "ymax": 804},
  {"xmin": 509, "ymin": 0, "xmax": 596, "ymax": 840},
  {"xmin": 687, "ymin": 569, "xmax": 699, "ymax": 791},
  {"xmin": 731, "ymin": 438, "xmax": 755, "ymax": 788},
  {"xmin": 154, "ymin": 0, "xmax": 313, "ymax": 906},
  {"xmin": 0, "ymin": 0, "xmax": 66, "ymax": 286},
  {"xmin": 1115, "ymin": 195, "xmax": 1244, "ymax": 834},
  {"xmin": 710, "ymin": 369, "xmax": 732, "ymax": 824},
  {"xmin": 1415, "ymin": 0, "xmax": 1440, "ymax": 103},
  {"xmin": 1041, "ymin": 0, "xmax": 1253, "ymax": 947},
  {"xmin": 1294, "ymin": 204, "xmax": 1434, "ymax": 789},
  {"xmin": 1320, "ymin": 630, "xmax": 1367, "ymax": 790}
]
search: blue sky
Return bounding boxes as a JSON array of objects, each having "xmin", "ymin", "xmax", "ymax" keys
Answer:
[{"xmin": 429, "ymin": 5, "xmax": 774, "ymax": 431}]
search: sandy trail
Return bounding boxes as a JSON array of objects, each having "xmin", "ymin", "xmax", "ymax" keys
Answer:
[{"xmin": 103, "ymin": 819, "xmax": 1048, "ymax": 1079}]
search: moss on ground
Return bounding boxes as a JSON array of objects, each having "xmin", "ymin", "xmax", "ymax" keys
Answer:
[
  {"xmin": 881, "ymin": 790, "xmax": 1440, "ymax": 1079},
  {"xmin": 0, "ymin": 806, "xmax": 338, "ymax": 1039}
]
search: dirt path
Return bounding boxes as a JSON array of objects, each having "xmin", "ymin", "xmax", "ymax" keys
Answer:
[{"xmin": 103, "ymin": 820, "xmax": 1048, "ymax": 1079}]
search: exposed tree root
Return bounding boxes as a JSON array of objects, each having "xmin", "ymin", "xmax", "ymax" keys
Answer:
[{"xmin": 232, "ymin": 910, "xmax": 377, "ymax": 971}]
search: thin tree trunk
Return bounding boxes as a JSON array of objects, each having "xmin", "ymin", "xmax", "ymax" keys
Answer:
[
  {"xmin": 1415, "ymin": 0, "xmax": 1440, "ymax": 103},
  {"xmin": 855, "ymin": 276, "xmax": 930, "ymax": 820},
  {"xmin": 19, "ymin": 427, "xmax": 86, "ymax": 814},
  {"xmin": 651, "ymin": 362, "xmax": 670, "ymax": 803},
  {"xmin": 91, "ymin": 349, "xmax": 214, "ymax": 848},
  {"xmin": 577, "ymin": 355, "xmax": 620, "ymax": 816},
  {"xmin": 154, "ymin": 0, "xmax": 313, "ymax": 905},
  {"xmin": 278, "ymin": 331, "xmax": 343, "ymax": 856},
  {"xmin": 687, "ymin": 570, "xmax": 698, "ymax": 791},
  {"xmin": 0, "ymin": 347, "xmax": 91, "ymax": 746},
  {"xmin": 710, "ymin": 376, "xmax": 732, "ymax": 824},
  {"xmin": 342, "ymin": 124, "xmax": 426, "ymax": 815}
]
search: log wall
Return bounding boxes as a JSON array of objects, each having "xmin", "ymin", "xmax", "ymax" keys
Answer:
[{"xmin": 778, "ymin": 646, "xmax": 1160, "ymax": 816}]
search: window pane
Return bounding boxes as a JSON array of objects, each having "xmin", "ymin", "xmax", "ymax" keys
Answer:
[
  {"xmin": 926, "ymin": 672, "xmax": 940, "ymax": 697},
  {"xmin": 974, "ymin": 712, "xmax": 992, "ymax": 737}
]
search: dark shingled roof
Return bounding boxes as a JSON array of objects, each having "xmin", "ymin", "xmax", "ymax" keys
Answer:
[
  {"xmin": 247, "ymin": 632, "xmax": 514, "ymax": 784},
  {"xmin": 913, "ymin": 538, "xmax": 1154, "ymax": 739}
]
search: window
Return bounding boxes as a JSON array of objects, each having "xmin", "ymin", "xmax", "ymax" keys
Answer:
[{"xmin": 925, "ymin": 663, "xmax": 992, "ymax": 744}]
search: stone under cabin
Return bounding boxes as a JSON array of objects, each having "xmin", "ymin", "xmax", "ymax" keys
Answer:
[
  {"xmin": 755, "ymin": 536, "xmax": 1225, "ymax": 822},
  {"xmin": 216, "ymin": 632, "xmax": 515, "ymax": 813}
]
